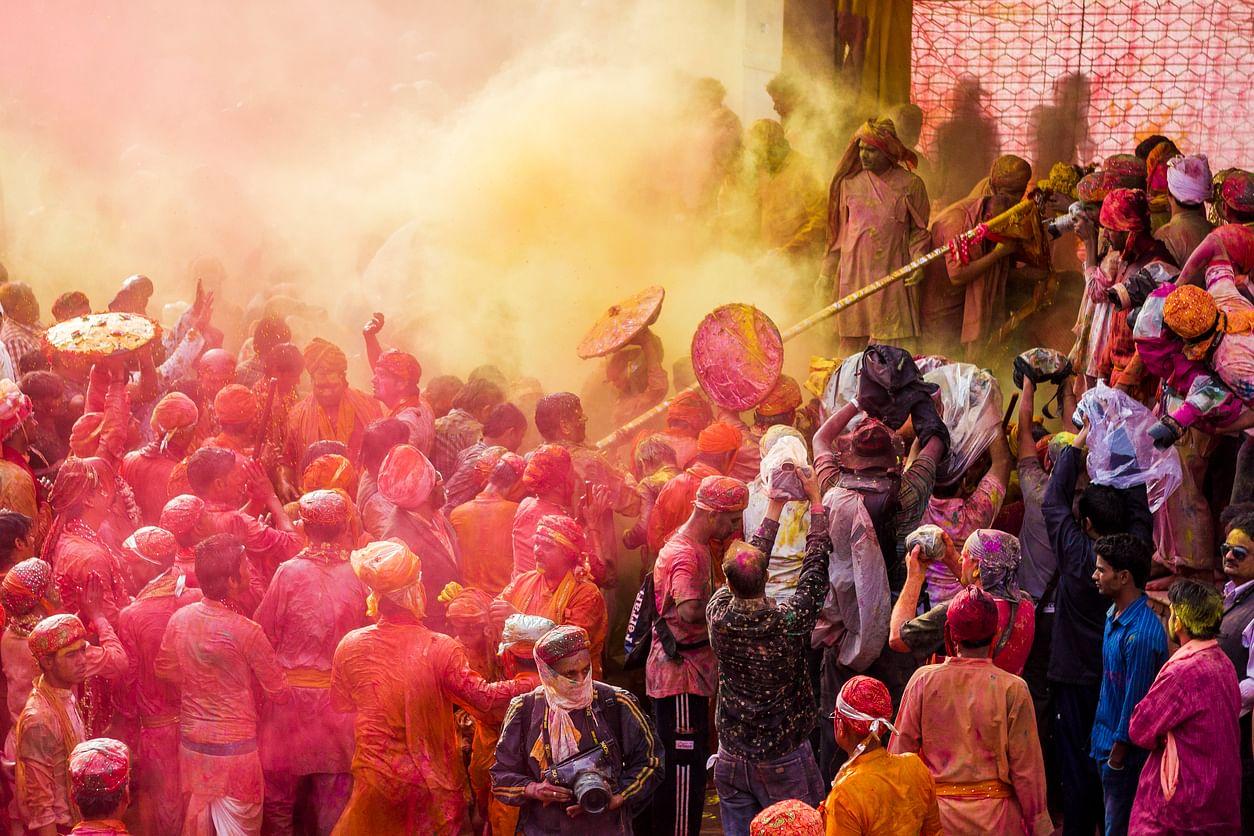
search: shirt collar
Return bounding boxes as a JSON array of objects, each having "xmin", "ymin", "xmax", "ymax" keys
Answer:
[
  {"xmin": 1110, "ymin": 594, "xmax": 1149, "ymax": 625},
  {"xmin": 1224, "ymin": 578, "xmax": 1254, "ymax": 605}
]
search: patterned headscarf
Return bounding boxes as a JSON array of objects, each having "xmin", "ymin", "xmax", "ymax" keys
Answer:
[
  {"xmin": 213, "ymin": 384, "xmax": 258, "ymax": 425},
  {"xmin": 694, "ymin": 475, "xmax": 749, "ymax": 512},
  {"xmin": 756, "ymin": 375, "xmax": 803, "ymax": 417},
  {"xmin": 377, "ymin": 444, "xmax": 436, "ymax": 511},
  {"xmin": 835, "ymin": 675, "xmax": 896, "ymax": 739},
  {"xmin": 122, "ymin": 527, "xmax": 178, "ymax": 567},
  {"xmin": 303, "ymin": 338, "xmax": 348, "ymax": 375},
  {"xmin": 487, "ymin": 452, "xmax": 526, "ymax": 490},
  {"xmin": 1220, "ymin": 170, "xmax": 1254, "ymax": 214},
  {"xmin": 1099, "ymin": 188, "xmax": 1150, "ymax": 233},
  {"xmin": 375, "ymin": 349, "xmax": 422, "ymax": 387},
  {"xmin": 299, "ymin": 489, "xmax": 351, "ymax": 527},
  {"xmin": 1145, "ymin": 140, "xmax": 1180, "ymax": 195},
  {"xmin": 963, "ymin": 529, "xmax": 1022, "ymax": 600},
  {"xmin": 697, "ymin": 420, "xmax": 743, "ymax": 454},
  {"xmin": 1163, "ymin": 284, "xmax": 1222, "ymax": 359},
  {"xmin": 750, "ymin": 800, "xmax": 823, "ymax": 836},
  {"xmin": 853, "ymin": 118, "xmax": 918, "ymax": 169},
  {"xmin": 946, "ymin": 586, "xmax": 999, "ymax": 645},
  {"xmin": 69, "ymin": 738, "xmax": 131, "ymax": 800},
  {"xmin": 535, "ymin": 625, "xmax": 595, "ymax": 762},
  {"xmin": 160, "ymin": 494, "xmax": 205, "ymax": 538},
  {"xmin": 534, "ymin": 514, "xmax": 585, "ymax": 566},
  {"xmin": 666, "ymin": 391, "xmax": 713, "ymax": 434},
  {"xmin": 522, "ymin": 444, "xmax": 573, "ymax": 496},
  {"xmin": 351, "ymin": 539, "xmax": 424, "ymax": 620},
  {"xmin": 28, "ymin": 613, "xmax": 87, "ymax": 659},
  {"xmin": 2, "ymin": 558, "xmax": 53, "ymax": 633},
  {"xmin": 1076, "ymin": 170, "xmax": 1117, "ymax": 204},
  {"xmin": 1104, "ymin": 153, "xmax": 1147, "ymax": 189}
]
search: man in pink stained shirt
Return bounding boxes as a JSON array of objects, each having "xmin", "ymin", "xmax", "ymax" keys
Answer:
[
  {"xmin": 156, "ymin": 534, "xmax": 291, "ymax": 836},
  {"xmin": 253, "ymin": 490, "xmax": 370, "ymax": 834}
]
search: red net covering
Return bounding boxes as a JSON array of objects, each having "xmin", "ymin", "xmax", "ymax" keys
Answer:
[{"xmin": 911, "ymin": 0, "xmax": 1254, "ymax": 172}]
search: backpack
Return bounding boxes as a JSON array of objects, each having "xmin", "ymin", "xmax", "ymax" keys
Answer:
[{"xmin": 623, "ymin": 572, "xmax": 658, "ymax": 670}]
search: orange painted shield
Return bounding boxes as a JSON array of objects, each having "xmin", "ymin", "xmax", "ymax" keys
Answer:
[
  {"xmin": 43, "ymin": 312, "xmax": 162, "ymax": 359},
  {"xmin": 576, "ymin": 286, "xmax": 665, "ymax": 359},
  {"xmin": 691, "ymin": 304, "xmax": 783, "ymax": 410}
]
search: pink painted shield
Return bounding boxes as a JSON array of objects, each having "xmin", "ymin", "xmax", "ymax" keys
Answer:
[{"xmin": 691, "ymin": 304, "xmax": 784, "ymax": 410}]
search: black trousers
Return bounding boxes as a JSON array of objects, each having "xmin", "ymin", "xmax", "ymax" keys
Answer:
[
  {"xmin": 1052, "ymin": 680, "xmax": 1104, "ymax": 836},
  {"xmin": 649, "ymin": 693, "xmax": 710, "ymax": 836}
]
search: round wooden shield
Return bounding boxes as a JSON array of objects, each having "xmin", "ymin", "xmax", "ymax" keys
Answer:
[
  {"xmin": 576, "ymin": 285, "xmax": 665, "ymax": 359},
  {"xmin": 691, "ymin": 304, "xmax": 784, "ymax": 410},
  {"xmin": 44, "ymin": 312, "xmax": 161, "ymax": 359}
]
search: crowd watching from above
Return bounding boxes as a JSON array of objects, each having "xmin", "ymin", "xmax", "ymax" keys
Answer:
[{"xmin": 2, "ymin": 72, "xmax": 1254, "ymax": 836}]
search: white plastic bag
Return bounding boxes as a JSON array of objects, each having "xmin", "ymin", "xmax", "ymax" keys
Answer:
[
  {"xmin": 927, "ymin": 363, "xmax": 1003, "ymax": 486},
  {"xmin": 1074, "ymin": 382, "xmax": 1182, "ymax": 512}
]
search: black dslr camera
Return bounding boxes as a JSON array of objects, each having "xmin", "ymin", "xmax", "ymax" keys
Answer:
[{"xmin": 544, "ymin": 743, "xmax": 618, "ymax": 814}]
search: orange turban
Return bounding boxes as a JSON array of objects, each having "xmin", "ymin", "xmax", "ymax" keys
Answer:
[
  {"xmin": 303, "ymin": 338, "xmax": 348, "ymax": 375},
  {"xmin": 151, "ymin": 392, "xmax": 199, "ymax": 436},
  {"xmin": 854, "ymin": 118, "xmax": 918, "ymax": 169},
  {"xmin": 375, "ymin": 349, "xmax": 422, "ymax": 387},
  {"xmin": 214, "ymin": 384, "xmax": 258, "ymax": 425},
  {"xmin": 438, "ymin": 582, "xmax": 493, "ymax": 627},
  {"xmin": 377, "ymin": 444, "xmax": 436, "ymax": 511},
  {"xmin": 535, "ymin": 514, "xmax": 585, "ymax": 562},
  {"xmin": 697, "ymin": 420, "xmax": 743, "ymax": 454},
  {"xmin": 351, "ymin": 539, "xmax": 424, "ymax": 619},
  {"xmin": 301, "ymin": 453, "xmax": 356, "ymax": 497},
  {"xmin": 694, "ymin": 474, "xmax": 749, "ymax": 512},
  {"xmin": 69, "ymin": 413, "xmax": 104, "ymax": 458},
  {"xmin": 666, "ymin": 392, "xmax": 713, "ymax": 434},
  {"xmin": 522, "ymin": 444, "xmax": 573, "ymax": 495},
  {"xmin": 299, "ymin": 489, "xmax": 351, "ymax": 527},
  {"xmin": 122, "ymin": 526, "xmax": 178, "ymax": 566},
  {"xmin": 1163, "ymin": 284, "xmax": 1223, "ymax": 360},
  {"xmin": 756, "ymin": 375, "xmax": 802, "ymax": 417}
]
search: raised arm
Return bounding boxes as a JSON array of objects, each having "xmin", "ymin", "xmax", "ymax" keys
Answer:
[{"xmin": 813, "ymin": 401, "xmax": 860, "ymax": 461}]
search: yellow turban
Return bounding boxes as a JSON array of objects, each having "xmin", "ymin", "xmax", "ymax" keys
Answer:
[{"xmin": 351, "ymin": 539, "xmax": 424, "ymax": 619}]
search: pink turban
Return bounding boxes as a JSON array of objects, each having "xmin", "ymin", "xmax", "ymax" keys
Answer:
[
  {"xmin": 694, "ymin": 475, "xmax": 749, "ymax": 512},
  {"xmin": 378, "ymin": 444, "xmax": 436, "ymax": 510},
  {"xmin": 1166, "ymin": 154, "xmax": 1212, "ymax": 205}
]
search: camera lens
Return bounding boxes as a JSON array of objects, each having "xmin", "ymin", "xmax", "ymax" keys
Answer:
[{"xmin": 573, "ymin": 769, "xmax": 613, "ymax": 814}]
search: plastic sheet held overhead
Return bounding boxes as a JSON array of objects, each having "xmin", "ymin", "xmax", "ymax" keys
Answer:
[
  {"xmin": 822, "ymin": 357, "xmax": 1002, "ymax": 486},
  {"xmin": 1073, "ymin": 382, "xmax": 1182, "ymax": 512}
]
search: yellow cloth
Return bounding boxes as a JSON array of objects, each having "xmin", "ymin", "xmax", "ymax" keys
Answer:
[
  {"xmin": 823, "ymin": 747, "xmax": 942, "ymax": 835},
  {"xmin": 832, "ymin": 0, "xmax": 913, "ymax": 113}
]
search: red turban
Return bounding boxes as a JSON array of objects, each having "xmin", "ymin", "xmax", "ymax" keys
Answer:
[
  {"xmin": 301, "ymin": 454, "xmax": 356, "ymax": 497},
  {"xmin": 1077, "ymin": 171, "xmax": 1117, "ymax": 204},
  {"xmin": 378, "ymin": 444, "xmax": 436, "ymax": 510},
  {"xmin": 488, "ymin": 452, "xmax": 526, "ymax": 489},
  {"xmin": 473, "ymin": 445, "xmax": 509, "ymax": 479},
  {"xmin": 1104, "ymin": 154, "xmax": 1147, "ymax": 189},
  {"xmin": 535, "ymin": 624, "xmax": 591, "ymax": 665},
  {"xmin": 666, "ymin": 392, "xmax": 713, "ymax": 435},
  {"xmin": 535, "ymin": 514, "xmax": 585, "ymax": 561},
  {"xmin": 1099, "ymin": 188, "xmax": 1149, "ymax": 233},
  {"xmin": 522, "ymin": 444, "xmax": 573, "ymax": 495},
  {"xmin": 835, "ymin": 675, "xmax": 895, "ymax": 739},
  {"xmin": 854, "ymin": 118, "xmax": 918, "ymax": 170},
  {"xmin": 1145, "ymin": 141, "xmax": 1178, "ymax": 195},
  {"xmin": 694, "ymin": 475, "xmax": 749, "ymax": 512},
  {"xmin": 750, "ymin": 800, "xmax": 823, "ymax": 836},
  {"xmin": 756, "ymin": 375, "xmax": 803, "ymax": 417},
  {"xmin": 947, "ymin": 586, "xmax": 999, "ymax": 645},
  {"xmin": 214, "ymin": 384, "xmax": 258, "ymax": 425},
  {"xmin": 303, "ymin": 338, "xmax": 348, "ymax": 375},
  {"xmin": 1, "ymin": 558, "xmax": 52, "ymax": 617},
  {"xmin": 697, "ymin": 420, "xmax": 743, "ymax": 454},
  {"xmin": 299, "ymin": 489, "xmax": 351, "ymax": 527},
  {"xmin": 160, "ymin": 494, "xmax": 205, "ymax": 537},
  {"xmin": 68, "ymin": 413, "xmax": 104, "ymax": 458},
  {"xmin": 1221, "ymin": 170, "xmax": 1254, "ymax": 214},
  {"xmin": 123, "ymin": 526, "xmax": 178, "ymax": 566},
  {"xmin": 151, "ymin": 392, "xmax": 198, "ymax": 436},
  {"xmin": 375, "ymin": 349, "xmax": 422, "ymax": 387},
  {"xmin": 48, "ymin": 457, "xmax": 112, "ymax": 514},
  {"xmin": 69, "ymin": 738, "xmax": 131, "ymax": 799},
  {"xmin": 28, "ymin": 613, "xmax": 87, "ymax": 659}
]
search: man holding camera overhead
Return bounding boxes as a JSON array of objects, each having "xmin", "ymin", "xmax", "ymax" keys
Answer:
[{"xmin": 491, "ymin": 625, "xmax": 662, "ymax": 835}]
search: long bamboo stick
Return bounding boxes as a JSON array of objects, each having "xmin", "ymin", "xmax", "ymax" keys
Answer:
[{"xmin": 593, "ymin": 199, "xmax": 1036, "ymax": 450}]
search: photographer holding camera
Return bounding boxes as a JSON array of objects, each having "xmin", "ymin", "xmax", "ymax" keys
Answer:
[{"xmin": 491, "ymin": 625, "xmax": 662, "ymax": 835}]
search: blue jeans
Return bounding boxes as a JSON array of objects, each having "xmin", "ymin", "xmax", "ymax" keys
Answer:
[
  {"xmin": 713, "ymin": 742, "xmax": 824, "ymax": 836},
  {"xmin": 1098, "ymin": 747, "xmax": 1148, "ymax": 836}
]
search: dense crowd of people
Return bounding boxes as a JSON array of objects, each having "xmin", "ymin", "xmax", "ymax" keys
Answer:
[{"xmin": 0, "ymin": 72, "xmax": 1252, "ymax": 836}]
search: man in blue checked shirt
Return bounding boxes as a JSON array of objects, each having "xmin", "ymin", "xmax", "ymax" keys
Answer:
[{"xmin": 1089, "ymin": 532, "xmax": 1167, "ymax": 836}]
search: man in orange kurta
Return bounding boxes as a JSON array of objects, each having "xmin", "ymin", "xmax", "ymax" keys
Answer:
[
  {"xmin": 889, "ymin": 587, "xmax": 1051, "ymax": 835},
  {"xmin": 820, "ymin": 118, "xmax": 932, "ymax": 356},
  {"xmin": 450, "ymin": 452, "xmax": 525, "ymax": 596},
  {"xmin": 493, "ymin": 513, "xmax": 608, "ymax": 677},
  {"xmin": 285, "ymin": 339, "xmax": 382, "ymax": 469},
  {"xmin": 330, "ymin": 540, "xmax": 528, "ymax": 835}
]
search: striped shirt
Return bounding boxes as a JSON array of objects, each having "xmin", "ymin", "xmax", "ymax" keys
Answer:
[{"xmin": 1090, "ymin": 594, "xmax": 1167, "ymax": 761}]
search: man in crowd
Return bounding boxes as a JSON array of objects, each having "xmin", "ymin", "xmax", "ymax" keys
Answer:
[
  {"xmin": 450, "ymin": 452, "xmax": 525, "ymax": 596},
  {"xmin": 331, "ymin": 540, "xmax": 529, "ymax": 833},
  {"xmin": 156, "ymin": 534, "xmax": 292, "ymax": 836},
  {"xmin": 648, "ymin": 475, "xmax": 746, "ymax": 836},
  {"xmin": 1090, "ymin": 533, "xmax": 1167, "ymax": 836},
  {"xmin": 66, "ymin": 738, "xmax": 134, "ymax": 836},
  {"xmin": 443, "ymin": 402, "xmax": 527, "ymax": 509},
  {"xmin": 285, "ymin": 338, "xmax": 382, "ymax": 467},
  {"xmin": 1218, "ymin": 511, "xmax": 1254, "ymax": 824},
  {"xmin": 707, "ymin": 469, "xmax": 829, "ymax": 833}
]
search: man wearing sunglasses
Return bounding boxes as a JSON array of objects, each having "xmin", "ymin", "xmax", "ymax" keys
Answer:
[{"xmin": 1218, "ymin": 511, "xmax": 1254, "ymax": 829}]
